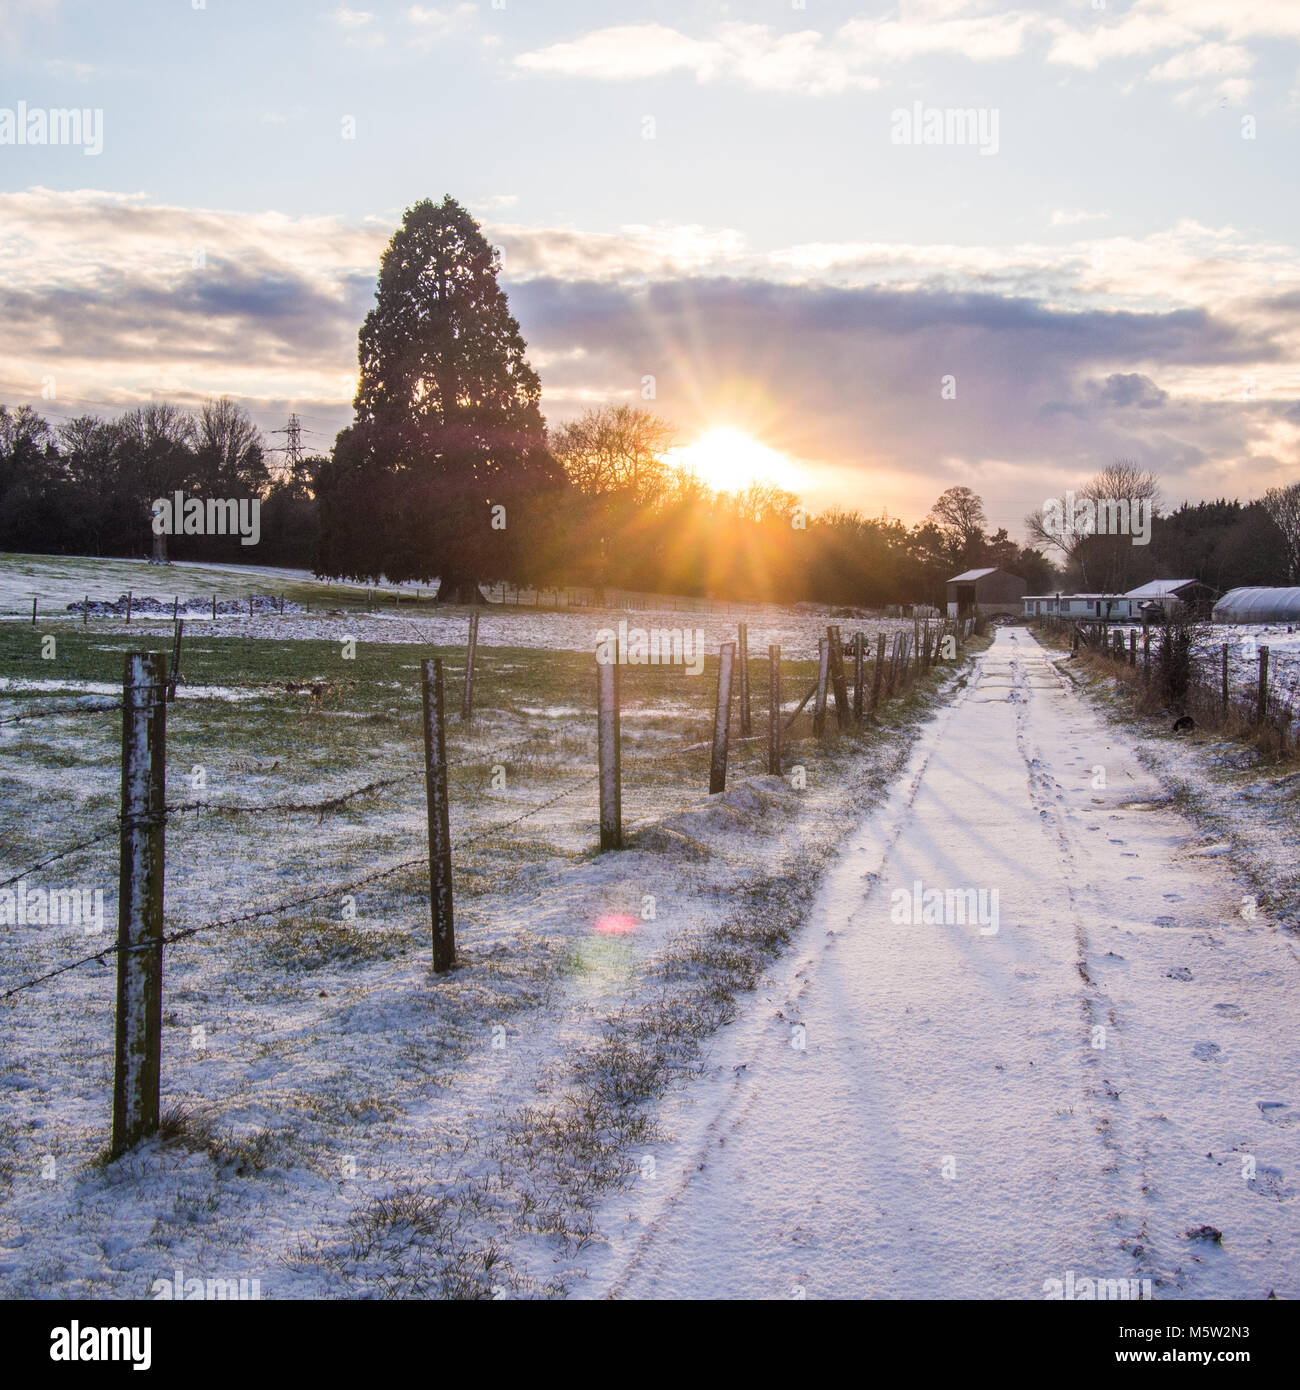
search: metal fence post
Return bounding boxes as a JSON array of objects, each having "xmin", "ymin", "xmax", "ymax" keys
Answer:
[
  {"xmin": 420, "ymin": 658, "xmax": 456, "ymax": 973},
  {"xmin": 853, "ymin": 632, "xmax": 865, "ymax": 723},
  {"xmin": 1257, "ymin": 646, "xmax": 1269, "ymax": 725},
  {"xmin": 111, "ymin": 651, "xmax": 167, "ymax": 1159}
]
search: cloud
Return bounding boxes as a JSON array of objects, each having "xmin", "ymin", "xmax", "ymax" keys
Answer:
[
  {"xmin": 509, "ymin": 3, "xmax": 1297, "ymax": 110},
  {"xmin": 404, "ymin": 4, "xmax": 477, "ymax": 45},
  {"xmin": 514, "ymin": 22, "xmax": 880, "ymax": 95},
  {"xmin": 1051, "ymin": 209, "xmax": 1110, "ymax": 227},
  {"xmin": 1, "ymin": 188, "xmax": 1297, "ymax": 525},
  {"xmin": 507, "ymin": 273, "xmax": 1291, "ymax": 525}
]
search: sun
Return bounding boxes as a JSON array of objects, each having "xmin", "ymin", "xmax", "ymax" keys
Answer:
[{"xmin": 668, "ymin": 427, "xmax": 803, "ymax": 495}]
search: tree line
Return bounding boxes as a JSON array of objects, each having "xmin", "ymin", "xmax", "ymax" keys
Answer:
[{"xmin": 3, "ymin": 194, "xmax": 1296, "ymax": 606}]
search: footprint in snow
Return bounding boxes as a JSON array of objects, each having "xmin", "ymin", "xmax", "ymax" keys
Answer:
[
  {"xmin": 1165, "ymin": 966, "xmax": 1193, "ymax": 981},
  {"xmin": 1192, "ymin": 1042, "xmax": 1223, "ymax": 1062},
  {"xmin": 1213, "ymin": 1003, "xmax": 1245, "ymax": 1019},
  {"xmin": 1154, "ymin": 915, "xmax": 1177, "ymax": 927}
]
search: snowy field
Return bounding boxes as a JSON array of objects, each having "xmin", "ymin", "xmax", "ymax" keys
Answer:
[
  {"xmin": 0, "ymin": 551, "xmax": 910, "ymax": 662},
  {"xmin": 5, "ymin": 554, "xmax": 1298, "ymax": 1301},
  {"xmin": 0, "ymin": 555, "xmax": 939, "ymax": 1298}
]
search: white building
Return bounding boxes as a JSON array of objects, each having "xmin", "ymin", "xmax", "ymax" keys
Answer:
[{"xmin": 1021, "ymin": 593, "xmax": 1134, "ymax": 620}]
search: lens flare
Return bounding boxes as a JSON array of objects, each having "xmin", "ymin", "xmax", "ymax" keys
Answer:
[{"xmin": 594, "ymin": 913, "xmax": 639, "ymax": 936}]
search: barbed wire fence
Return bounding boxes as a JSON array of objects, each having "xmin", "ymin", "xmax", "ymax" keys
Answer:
[
  {"xmin": 1, "ymin": 611, "xmax": 972, "ymax": 1157},
  {"xmin": 1039, "ymin": 612, "xmax": 1300, "ymax": 753}
]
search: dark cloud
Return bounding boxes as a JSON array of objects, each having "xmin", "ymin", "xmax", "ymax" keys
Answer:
[{"xmin": 508, "ymin": 275, "xmax": 1288, "ymax": 522}]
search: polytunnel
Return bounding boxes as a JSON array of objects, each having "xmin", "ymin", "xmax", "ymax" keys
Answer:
[{"xmin": 1212, "ymin": 587, "xmax": 1300, "ymax": 623}]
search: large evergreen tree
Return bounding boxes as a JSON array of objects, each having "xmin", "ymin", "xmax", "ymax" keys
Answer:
[{"xmin": 319, "ymin": 195, "xmax": 561, "ymax": 601}]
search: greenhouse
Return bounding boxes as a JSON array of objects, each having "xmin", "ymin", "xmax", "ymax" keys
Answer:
[{"xmin": 1212, "ymin": 586, "xmax": 1300, "ymax": 623}]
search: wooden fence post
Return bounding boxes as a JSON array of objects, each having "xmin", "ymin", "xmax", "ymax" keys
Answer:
[
  {"xmin": 83, "ymin": 595, "xmax": 89, "ymax": 627},
  {"xmin": 1221, "ymin": 643, "xmax": 1229, "ymax": 714},
  {"xmin": 828, "ymin": 626, "xmax": 850, "ymax": 729},
  {"xmin": 1128, "ymin": 630, "xmax": 1136, "ymax": 667},
  {"xmin": 125, "ymin": 591, "xmax": 132, "ymax": 625},
  {"xmin": 853, "ymin": 632, "xmax": 865, "ymax": 723},
  {"xmin": 596, "ymin": 648, "xmax": 622, "ymax": 850},
  {"xmin": 111, "ymin": 651, "xmax": 167, "ymax": 1159},
  {"xmin": 1257, "ymin": 646, "xmax": 1269, "ymax": 725},
  {"xmin": 420, "ymin": 658, "xmax": 456, "ymax": 973},
  {"xmin": 768, "ymin": 644, "xmax": 781, "ymax": 776},
  {"xmin": 1143, "ymin": 625, "xmax": 1151, "ymax": 682},
  {"xmin": 212, "ymin": 594, "xmax": 217, "ymax": 622},
  {"xmin": 812, "ymin": 637, "xmax": 830, "ymax": 739},
  {"xmin": 168, "ymin": 620, "xmax": 183, "ymax": 702},
  {"xmin": 737, "ymin": 622, "xmax": 752, "ymax": 738},
  {"xmin": 710, "ymin": 642, "xmax": 735, "ymax": 793},
  {"xmin": 871, "ymin": 632, "xmax": 886, "ymax": 715},
  {"xmin": 461, "ymin": 611, "xmax": 479, "ymax": 722}
]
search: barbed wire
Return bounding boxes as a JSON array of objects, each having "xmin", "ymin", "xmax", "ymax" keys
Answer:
[
  {"xmin": 0, "ymin": 766, "xmax": 602, "ymax": 1001},
  {"xmin": 0, "ymin": 828, "xmax": 119, "ymax": 890},
  {"xmin": 166, "ymin": 770, "xmax": 424, "ymax": 820},
  {"xmin": 0, "ymin": 701, "xmax": 123, "ymax": 727}
]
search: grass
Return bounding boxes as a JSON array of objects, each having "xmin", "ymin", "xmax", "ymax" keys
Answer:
[{"xmin": 2, "ymin": 591, "xmax": 977, "ymax": 1297}]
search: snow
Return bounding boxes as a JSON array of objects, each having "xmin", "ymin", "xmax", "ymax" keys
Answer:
[
  {"xmin": 4, "ymin": 611, "xmax": 1297, "ymax": 1299},
  {"xmin": 570, "ymin": 628, "xmax": 1300, "ymax": 1299}
]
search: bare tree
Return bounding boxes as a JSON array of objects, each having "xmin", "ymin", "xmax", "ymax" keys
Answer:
[
  {"xmin": 1082, "ymin": 459, "xmax": 1160, "ymax": 595},
  {"xmin": 194, "ymin": 397, "xmax": 268, "ymax": 494},
  {"xmin": 928, "ymin": 485, "xmax": 987, "ymax": 566},
  {"xmin": 550, "ymin": 405, "xmax": 675, "ymax": 506},
  {"xmin": 1026, "ymin": 460, "xmax": 1160, "ymax": 591},
  {"xmin": 1263, "ymin": 482, "xmax": 1300, "ymax": 582}
]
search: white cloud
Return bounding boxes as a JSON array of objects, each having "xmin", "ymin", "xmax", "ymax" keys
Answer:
[
  {"xmin": 513, "ymin": 22, "xmax": 885, "ymax": 94},
  {"xmin": 1149, "ymin": 42, "xmax": 1253, "ymax": 83},
  {"xmin": 1051, "ymin": 209, "xmax": 1110, "ymax": 227},
  {"xmin": 513, "ymin": 10, "xmax": 1043, "ymax": 94},
  {"xmin": 405, "ymin": 4, "xmax": 477, "ymax": 44}
]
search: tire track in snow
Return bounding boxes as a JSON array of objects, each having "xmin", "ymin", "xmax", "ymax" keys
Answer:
[
  {"xmin": 1003, "ymin": 634, "xmax": 1156, "ymax": 1284},
  {"xmin": 582, "ymin": 628, "xmax": 1298, "ymax": 1299}
]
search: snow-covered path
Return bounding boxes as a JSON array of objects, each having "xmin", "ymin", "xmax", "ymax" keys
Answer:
[{"xmin": 585, "ymin": 627, "xmax": 1300, "ymax": 1299}]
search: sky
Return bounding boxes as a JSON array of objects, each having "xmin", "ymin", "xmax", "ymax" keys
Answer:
[{"xmin": 1, "ymin": 0, "xmax": 1298, "ymax": 536}]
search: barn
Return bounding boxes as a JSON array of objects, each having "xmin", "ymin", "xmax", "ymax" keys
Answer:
[
  {"xmin": 945, "ymin": 567, "xmax": 1027, "ymax": 619},
  {"xmin": 1124, "ymin": 579, "xmax": 1217, "ymax": 620}
]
